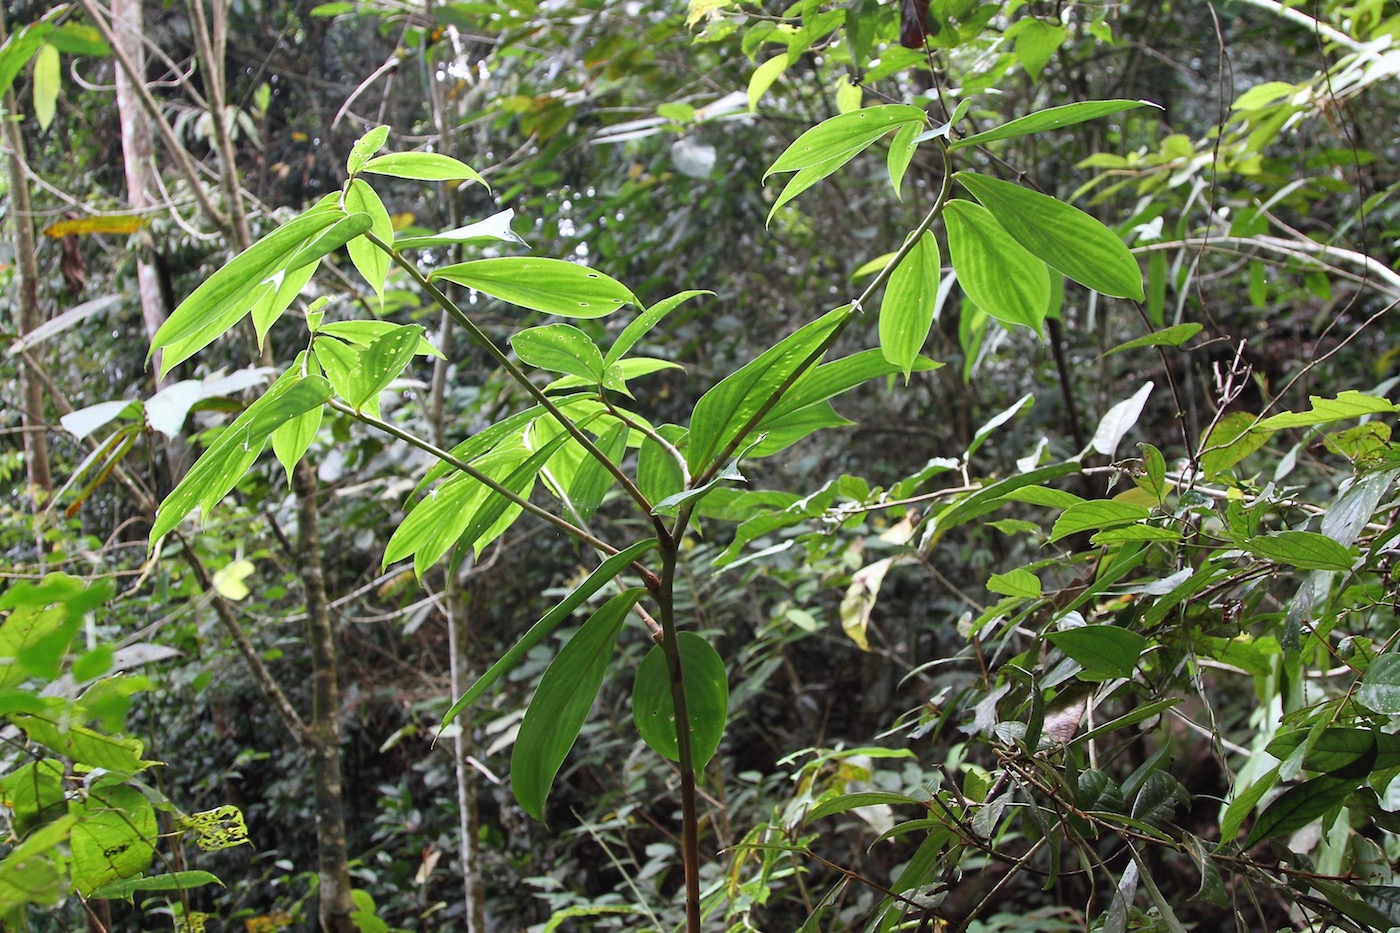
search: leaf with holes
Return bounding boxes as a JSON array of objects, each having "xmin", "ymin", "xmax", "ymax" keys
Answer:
[
  {"xmin": 512, "ymin": 324, "xmax": 606, "ymax": 382},
  {"xmin": 512, "ymin": 590, "xmax": 643, "ymax": 821}
]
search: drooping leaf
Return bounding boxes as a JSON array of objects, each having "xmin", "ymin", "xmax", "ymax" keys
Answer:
[
  {"xmin": 879, "ymin": 232, "xmax": 941, "ymax": 378},
  {"xmin": 949, "ymin": 100, "xmax": 1157, "ymax": 151},
  {"xmin": 394, "ymin": 209, "xmax": 522, "ymax": 249},
  {"xmin": 839, "ymin": 558, "xmax": 892, "ymax": 651},
  {"xmin": 0, "ymin": 16, "xmax": 55, "ymax": 100},
  {"xmin": 1049, "ymin": 501, "xmax": 1150, "ymax": 542},
  {"xmin": 563, "ymin": 421, "xmax": 629, "ymax": 521},
  {"xmin": 441, "ymin": 539, "xmax": 659, "ymax": 728},
  {"xmin": 250, "ymin": 262, "xmax": 317, "ymax": 350},
  {"xmin": 632, "ymin": 632, "xmax": 729, "ymax": 769},
  {"xmin": 1089, "ymin": 382, "xmax": 1154, "ymax": 457},
  {"xmin": 747, "ymin": 53, "xmax": 789, "ymax": 111},
  {"xmin": 432, "ymin": 257, "xmax": 636, "ymax": 318},
  {"xmin": 944, "ymin": 200, "xmax": 1051, "ymax": 334},
  {"xmin": 150, "ymin": 210, "xmax": 342, "ymax": 376},
  {"xmin": 1242, "ymin": 531, "xmax": 1355, "ymax": 572},
  {"xmin": 955, "ymin": 172, "xmax": 1144, "ymax": 299},
  {"xmin": 765, "ymin": 105, "xmax": 927, "ymax": 177},
  {"xmin": 512, "ymin": 590, "xmax": 643, "ymax": 820},
  {"xmin": 344, "ymin": 178, "xmax": 394, "ymax": 303},
  {"xmin": 1245, "ymin": 773, "xmax": 1355, "ymax": 847},
  {"xmin": 1105, "ymin": 323, "xmax": 1202, "ymax": 357},
  {"xmin": 151, "ymin": 374, "xmax": 333, "ymax": 544},
  {"xmin": 32, "ymin": 43, "xmax": 58, "ymax": 130},
  {"xmin": 1047, "ymin": 625, "xmax": 1148, "ymax": 679},
  {"xmin": 69, "ymin": 782, "xmax": 156, "ymax": 895},
  {"xmin": 886, "ymin": 121, "xmax": 920, "ymax": 197},
  {"xmin": 361, "ymin": 151, "xmax": 487, "ymax": 187}
]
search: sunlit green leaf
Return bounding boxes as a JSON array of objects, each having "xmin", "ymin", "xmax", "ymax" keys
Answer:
[
  {"xmin": 361, "ymin": 151, "xmax": 487, "ymax": 187},
  {"xmin": 344, "ymin": 178, "xmax": 393, "ymax": 303},
  {"xmin": 1049, "ymin": 500, "xmax": 1150, "ymax": 541},
  {"xmin": 879, "ymin": 232, "xmax": 941, "ymax": 379},
  {"xmin": 1105, "ymin": 323, "xmax": 1202, "ymax": 357},
  {"xmin": 512, "ymin": 324, "xmax": 606, "ymax": 382},
  {"xmin": 70, "ymin": 782, "xmax": 156, "ymax": 895},
  {"xmin": 432, "ymin": 257, "xmax": 635, "ymax": 318},
  {"xmin": 32, "ymin": 43, "xmax": 58, "ymax": 130},
  {"xmin": 949, "ymin": 100, "xmax": 1157, "ymax": 151},
  {"xmin": 944, "ymin": 200, "xmax": 1050, "ymax": 334},
  {"xmin": 345, "ymin": 125, "xmax": 389, "ymax": 176}
]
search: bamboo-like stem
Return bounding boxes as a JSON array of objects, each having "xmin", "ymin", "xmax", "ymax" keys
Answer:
[{"xmin": 365, "ymin": 232, "xmax": 673, "ymax": 546}]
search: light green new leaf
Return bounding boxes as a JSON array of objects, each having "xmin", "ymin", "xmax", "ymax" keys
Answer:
[
  {"xmin": 345, "ymin": 125, "xmax": 388, "ymax": 176},
  {"xmin": 285, "ymin": 212, "xmax": 374, "ymax": 271},
  {"xmin": 512, "ymin": 589, "xmax": 643, "ymax": 821},
  {"xmin": 1199, "ymin": 411, "xmax": 1273, "ymax": 478},
  {"xmin": 151, "ymin": 210, "xmax": 342, "ymax": 376},
  {"xmin": 886, "ymin": 121, "xmax": 920, "ymax": 198},
  {"xmin": 1258, "ymin": 391, "xmax": 1397, "ymax": 430},
  {"xmin": 0, "ymin": 17, "xmax": 55, "ymax": 100},
  {"xmin": 766, "ymin": 151, "xmax": 852, "ymax": 224},
  {"xmin": 32, "ymin": 43, "xmax": 58, "ymax": 130},
  {"xmin": 70, "ymin": 783, "xmax": 157, "ymax": 895},
  {"xmin": 442, "ymin": 540, "xmax": 658, "ymax": 727},
  {"xmin": 313, "ymin": 335, "xmax": 362, "ymax": 404},
  {"xmin": 347, "ymin": 324, "xmax": 423, "ymax": 410},
  {"xmin": 1050, "ymin": 500, "xmax": 1150, "ymax": 542},
  {"xmin": 688, "ymin": 305, "xmax": 850, "ymax": 473},
  {"xmin": 0, "ymin": 814, "xmax": 74, "ymax": 906},
  {"xmin": 452, "ymin": 432, "xmax": 573, "ymax": 562},
  {"xmin": 949, "ymin": 99, "xmax": 1157, "ymax": 151},
  {"xmin": 1048, "ymin": 625, "xmax": 1148, "ymax": 679},
  {"xmin": 565, "ymin": 421, "xmax": 628, "ymax": 521},
  {"xmin": 764, "ymin": 348, "xmax": 940, "ymax": 427},
  {"xmin": 432, "ymin": 257, "xmax": 635, "ymax": 318},
  {"xmin": 512, "ymin": 324, "xmax": 606, "ymax": 382},
  {"xmin": 765, "ymin": 105, "xmax": 926, "ymax": 177},
  {"xmin": 1358, "ymin": 656, "xmax": 1400, "ymax": 715},
  {"xmin": 1105, "ymin": 323, "xmax": 1202, "ymax": 357},
  {"xmin": 879, "ymin": 232, "xmax": 941, "ymax": 378},
  {"xmin": 316, "ymin": 319, "xmax": 441, "ymax": 357},
  {"xmin": 944, "ymin": 200, "xmax": 1050, "ymax": 334},
  {"xmin": 344, "ymin": 178, "xmax": 393, "ymax": 303},
  {"xmin": 605, "ymin": 290, "xmax": 711, "ymax": 365},
  {"xmin": 362, "ymin": 151, "xmax": 487, "ymax": 187},
  {"xmin": 151, "ymin": 375, "xmax": 333, "ymax": 544},
  {"xmin": 633, "ymin": 632, "xmax": 729, "ymax": 769},
  {"xmin": 1243, "ymin": 531, "xmax": 1355, "ymax": 572},
  {"xmin": 47, "ymin": 23, "xmax": 110, "ymax": 56},
  {"xmin": 987, "ymin": 569, "xmax": 1041, "ymax": 598},
  {"xmin": 250, "ymin": 261, "xmax": 317, "ymax": 350},
  {"xmin": 955, "ymin": 172, "xmax": 1144, "ymax": 299},
  {"xmin": 748, "ymin": 53, "xmax": 788, "ymax": 111}
]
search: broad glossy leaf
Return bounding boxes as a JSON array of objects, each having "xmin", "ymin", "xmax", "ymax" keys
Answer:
[
  {"xmin": 1049, "ymin": 500, "xmax": 1150, "ymax": 542},
  {"xmin": 879, "ymin": 232, "xmax": 941, "ymax": 378},
  {"xmin": 362, "ymin": 151, "xmax": 487, "ymax": 187},
  {"xmin": 632, "ymin": 632, "xmax": 729, "ymax": 769},
  {"xmin": 151, "ymin": 210, "xmax": 342, "ymax": 376},
  {"xmin": 442, "ymin": 540, "xmax": 658, "ymax": 727},
  {"xmin": 1359, "ymin": 656, "xmax": 1400, "ymax": 715},
  {"xmin": 348, "ymin": 324, "xmax": 423, "ymax": 409},
  {"xmin": 987, "ymin": 568, "xmax": 1040, "ymax": 598},
  {"xmin": 1245, "ymin": 774, "xmax": 1354, "ymax": 847},
  {"xmin": 151, "ymin": 374, "xmax": 333, "ymax": 543},
  {"xmin": 14, "ymin": 714, "xmax": 156, "ymax": 771},
  {"xmin": 955, "ymin": 172, "xmax": 1144, "ymax": 300},
  {"xmin": 344, "ymin": 179, "xmax": 393, "ymax": 303},
  {"xmin": 1105, "ymin": 323, "xmax": 1202, "ymax": 357},
  {"xmin": 688, "ymin": 306, "xmax": 850, "ymax": 473},
  {"xmin": 765, "ymin": 105, "xmax": 926, "ymax": 176},
  {"xmin": 949, "ymin": 99, "xmax": 1157, "ymax": 151},
  {"xmin": 511, "ymin": 324, "xmax": 606, "ymax": 382},
  {"xmin": 345, "ymin": 125, "xmax": 388, "ymax": 176},
  {"xmin": 69, "ymin": 782, "xmax": 156, "ymax": 895},
  {"xmin": 432, "ymin": 257, "xmax": 635, "ymax": 318},
  {"xmin": 512, "ymin": 589, "xmax": 643, "ymax": 820},
  {"xmin": 1267, "ymin": 727, "xmax": 1400, "ymax": 772},
  {"xmin": 1243, "ymin": 531, "xmax": 1355, "ymax": 572},
  {"xmin": 1047, "ymin": 625, "xmax": 1148, "ymax": 679},
  {"xmin": 944, "ymin": 200, "xmax": 1051, "ymax": 334},
  {"xmin": 394, "ymin": 209, "xmax": 522, "ymax": 249}
]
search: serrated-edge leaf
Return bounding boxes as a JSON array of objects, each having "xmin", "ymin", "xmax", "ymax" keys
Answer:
[
  {"xmin": 512, "ymin": 589, "xmax": 643, "ymax": 820},
  {"xmin": 441, "ymin": 540, "xmax": 659, "ymax": 727},
  {"xmin": 945, "ymin": 200, "xmax": 1051, "ymax": 334},
  {"xmin": 949, "ymin": 100, "xmax": 1157, "ymax": 151}
]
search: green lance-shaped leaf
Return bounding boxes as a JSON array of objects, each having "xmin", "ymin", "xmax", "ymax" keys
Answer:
[
  {"xmin": 1047, "ymin": 625, "xmax": 1149, "ymax": 680},
  {"xmin": 32, "ymin": 43, "xmax": 58, "ymax": 130},
  {"xmin": 0, "ymin": 15, "xmax": 56, "ymax": 100},
  {"xmin": 887, "ymin": 121, "xmax": 920, "ymax": 198},
  {"xmin": 250, "ymin": 262, "xmax": 317, "ymax": 350},
  {"xmin": 345, "ymin": 124, "xmax": 389, "ymax": 176},
  {"xmin": 944, "ymin": 200, "xmax": 1051, "ymax": 334},
  {"xmin": 1258, "ymin": 390, "xmax": 1398, "ymax": 430},
  {"xmin": 1242, "ymin": 531, "xmax": 1356, "ymax": 572},
  {"xmin": 150, "ymin": 210, "xmax": 343, "ymax": 376},
  {"xmin": 632, "ymin": 631, "xmax": 729, "ymax": 770},
  {"xmin": 285, "ymin": 212, "xmax": 374, "ymax": 271},
  {"xmin": 1245, "ymin": 773, "xmax": 1355, "ymax": 847},
  {"xmin": 272, "ymin": 357, "xmax": 325, "ymax": 483},
  {"xmin": 1050, "ymin": 500, "xmax": 1150, "ymax": 542},
  {"xmin": 442, "ymin": 540, "xmax": 658, "ymax": 728},
  {"xmin": 316, "ymin": 319, "xmax": 442, "ymax": 357},
  {"xmin": 89, "ymin": 870, "xmax": 224, "ymax": 902},
  {"xmin": 151, "ymin": 374, "xmax": 333, "ymax": 544},
  {"xmin": 511, "ymin": 324, "xmax": 607, "ymax": 382},
  {"xmin": 955, "ymin": 172, "xmax": 1144, "ymax": 300},
  {"xmin": 948, "ymin": 99, "xmax": 1158, "ymax": 151},
  {"xmin": 431, "ymin": 257, "xmax": 636, "ymax": 319},
  {"xmin": 879, "ymin": 232, "xmax": 941, "ymax": 379},
  {"xmin": 688, "ymin": 305, "xmax": 850, "ymax": 474},
  {"xmin": 361, "ymin": 151, "xmax": 487, "ymax": 188},
  {"xmin": 1106, "ymin": 323, "xmax": 1202, "ymax": 357},
  {"xmin": 346, "ymin": 324, "xmax": 423, "ymax": 410},
  {"xmin": 605, "ymin": 290, "xmax": 711, "ymax": 366},
  {"xmin": 69, "ymin": 782, "xmax": 157, "ymax": 895},
  {"xmin": 565, "ymin": 421, "xmax": 629, "ymax": 522},
  {"xmin": 765, "ymin": 105, "xmax": 927, "ymax": 177},
  {"xmin": 512, "ymin": 589, "xmax": 644, "ymax": 821},
  {"xmin": 344, "ymin": 178, "xmax": 393, "ymax": 304}
]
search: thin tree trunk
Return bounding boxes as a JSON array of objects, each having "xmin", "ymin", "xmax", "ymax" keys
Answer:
[
  {"xmin": 293, "ymin": 459, "xmax": 358, "ymax": 933},
  {"xmin": 0, "ymin": 11, "xmax": 52, "ymax": 497}
]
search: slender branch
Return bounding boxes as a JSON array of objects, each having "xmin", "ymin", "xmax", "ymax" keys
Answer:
[
  {"xmin": 365, "ymin": 232, "xmax": 671, "ymax": 543},
  {"xmin": 327, "ymin": 399, "xmax": 661, "ymax": 590}
]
